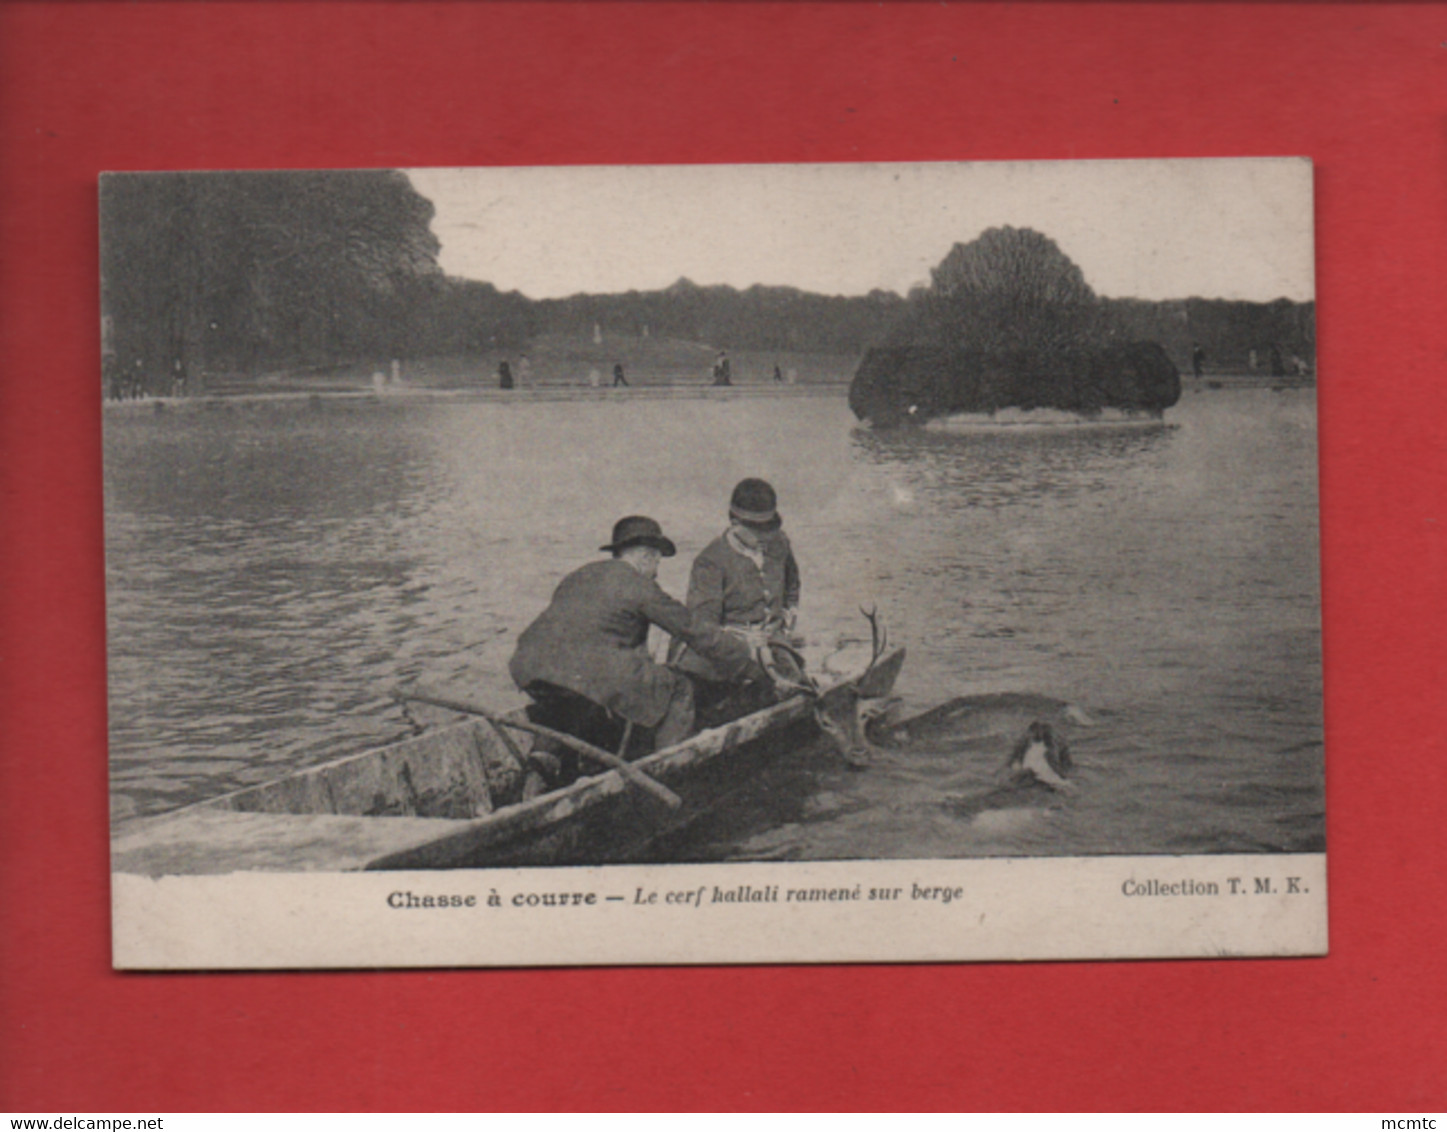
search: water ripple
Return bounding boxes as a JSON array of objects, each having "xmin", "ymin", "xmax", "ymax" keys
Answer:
[{"xmin": 106, "ymin": 390, "xmax": 1324, "ymax": 857}]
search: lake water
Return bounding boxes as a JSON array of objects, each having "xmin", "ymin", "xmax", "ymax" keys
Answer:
[{"xmin": 104, "ymin": 385, "xmax": 1324, "ymax": 859}]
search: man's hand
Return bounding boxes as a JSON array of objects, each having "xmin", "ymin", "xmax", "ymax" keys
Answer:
[{"xmin": 730, "ymin": 624, "xmax": 771, "ymax": 655}]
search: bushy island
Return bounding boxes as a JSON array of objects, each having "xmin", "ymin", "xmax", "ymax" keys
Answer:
[
  {"xmin": 850, "ymin": 341, "xmax": 1180, "ymax": 429},
  {"xmin": 848, "ymin": 226, "xmax": 1181, "ymax": 429}
]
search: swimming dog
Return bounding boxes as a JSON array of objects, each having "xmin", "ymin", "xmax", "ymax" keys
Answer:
[
  {"xmin": 868, "ymin": 693, "xmax": 1089, "ymax": 789},
  {"xmin": 1003, "ymin": 720, "xmax": 1072, "ymax": 790}
]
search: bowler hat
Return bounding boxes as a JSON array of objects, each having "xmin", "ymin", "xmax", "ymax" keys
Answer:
[
  {"xmin": 729, "ymin": 478, "xmax": 782, "ymax": 530},
  {"xmin": 601, "ymin": 515, "xmax": 677, "ymax": 556}
]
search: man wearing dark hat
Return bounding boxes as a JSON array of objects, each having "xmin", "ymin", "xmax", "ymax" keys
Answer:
[
  {"xmin": 509, "ymin": 516, "xmax": 759, "ymax": 758},
  {"xmin": 670, "ymin": 478, "xmax": 801, "ymax": 721}
]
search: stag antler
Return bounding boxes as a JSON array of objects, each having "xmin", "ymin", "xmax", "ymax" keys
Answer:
[
  {"xmin": 724, "ymin": 623, "xmax": 816, "ymax": 699},
  {"xmin": 859, "ymin": 605, "xmax": 888, "ymax": 672},
  {"xmin": 806, "ymin": 606, "xmax": 896, "ymax": 768}
]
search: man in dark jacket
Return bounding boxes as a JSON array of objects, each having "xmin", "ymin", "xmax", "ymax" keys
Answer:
[
  {"xmin": 510, "ymin": 516, "xmax": 758, "ymax": 755},
  {"xmin": 671, "ymin": 479, "xmax": 801, "ymax": 721}
]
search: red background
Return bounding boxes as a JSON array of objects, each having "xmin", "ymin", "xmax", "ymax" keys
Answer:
[{"xmin": 2, "ymin": 1, "xmax": 1443, "ymax": 1112}]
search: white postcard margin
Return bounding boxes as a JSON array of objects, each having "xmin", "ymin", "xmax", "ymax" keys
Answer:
[{"xmin": 113, "ymin": 853, "xmax": 1326, "ymax": 969}]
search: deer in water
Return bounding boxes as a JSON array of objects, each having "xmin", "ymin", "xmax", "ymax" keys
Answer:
[
  {"xmin": 760, "ymin": 610, "xmax": 1084, "ymax": 786},
  {"xmin": 756, "ymin": 606, "xmax": 899, "ymax": 768}
]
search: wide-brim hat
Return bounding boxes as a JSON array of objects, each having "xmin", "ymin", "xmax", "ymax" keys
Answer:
[
  {"xmin": 601, "ymin": 515, "xmax": 677, "ymax": 556},
  {"xmin": 729, "ymin": 477, "xmax": 782, "ymax": 530}
]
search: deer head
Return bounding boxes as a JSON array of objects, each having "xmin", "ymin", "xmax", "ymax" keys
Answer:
[{"xmin": 807, "ymin": 607, "xmax": 894, "ymax": 768}]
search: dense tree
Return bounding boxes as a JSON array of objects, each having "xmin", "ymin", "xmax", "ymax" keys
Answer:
[
  {"xmin": 929, "ymin": 225, "xmax": 1095, "ymax": 305},
  {"xmin": 101, "ymin": 170, "xmax": 443, "ymax": 393},
  {"xmin": 890, "ymin": 225, "xmax": 1115, "ymax": 353},
  {"xmin": 532, "ymin": 280, "xmax": 906, "ymax": 354},
  {"xmin": 419, "ymin": 279, "xmax": 536, "ymax": 354}
]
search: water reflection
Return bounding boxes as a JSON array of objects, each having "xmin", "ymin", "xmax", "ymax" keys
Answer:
[{"xmin": 852, "ymin": 421, "xmax": 1175, "ymax": 509}]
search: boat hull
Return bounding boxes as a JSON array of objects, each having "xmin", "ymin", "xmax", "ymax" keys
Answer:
[{"xmin": 112, "ymin": 648, "xmax": 905, "ymax": 875}]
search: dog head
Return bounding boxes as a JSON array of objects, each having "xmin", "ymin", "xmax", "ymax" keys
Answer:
[{"xmin": 1007, "ymin": 721, "xmax": 1072, "ymax": 788}]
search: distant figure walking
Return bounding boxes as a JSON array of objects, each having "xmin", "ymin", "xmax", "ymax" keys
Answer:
[
  {"xmin": 1190, "ymin": 343, "xmax": 1206, "ymax": 380},
  {"xmin": 498, "ymin": 360, "xmax": 514, "ymax": 390},
  {"xmin": 772, "ymin": 364, "xmax": 783, "ymax": 383},
  {"xmin": 1269, "ymin": 344, "xmax": 1286, "ymax": 377},
  {"xmin": 612, "ymin": 363, "xmax": 629, "ymax": 387},
  {"xmin": 712, "ymin": 351, "xmax": 732, "ymax": 386}
]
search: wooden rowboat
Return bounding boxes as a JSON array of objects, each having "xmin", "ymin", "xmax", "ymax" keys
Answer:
[{"xmin": 112, "ymin": 647, "xmax": 905, "ymax": 876}]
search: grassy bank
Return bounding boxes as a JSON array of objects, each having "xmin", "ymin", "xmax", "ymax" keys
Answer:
[{"xmin": 158, "ymin": 335, "xmax": 863, "ymax": 398}]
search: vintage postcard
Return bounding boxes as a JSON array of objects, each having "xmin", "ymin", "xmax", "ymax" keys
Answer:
[{"xmin": 104, "ymin": 159, "xmax": 1324, "ymax": 968}]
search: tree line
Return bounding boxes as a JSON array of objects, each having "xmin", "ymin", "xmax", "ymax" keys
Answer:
[{"xmin": 100, "ymin": 173, "xmax": 1314, "ymax": 397}]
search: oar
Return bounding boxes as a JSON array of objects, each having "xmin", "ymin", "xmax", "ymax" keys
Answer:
[{"xmin": 391, "ymin": 690, "xmax": 682, "ymax": 809}]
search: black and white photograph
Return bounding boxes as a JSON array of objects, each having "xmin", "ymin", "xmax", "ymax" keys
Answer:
[{"xmin": 104, "ymin": 159, "xmax": 1325, "ymax": 968}]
